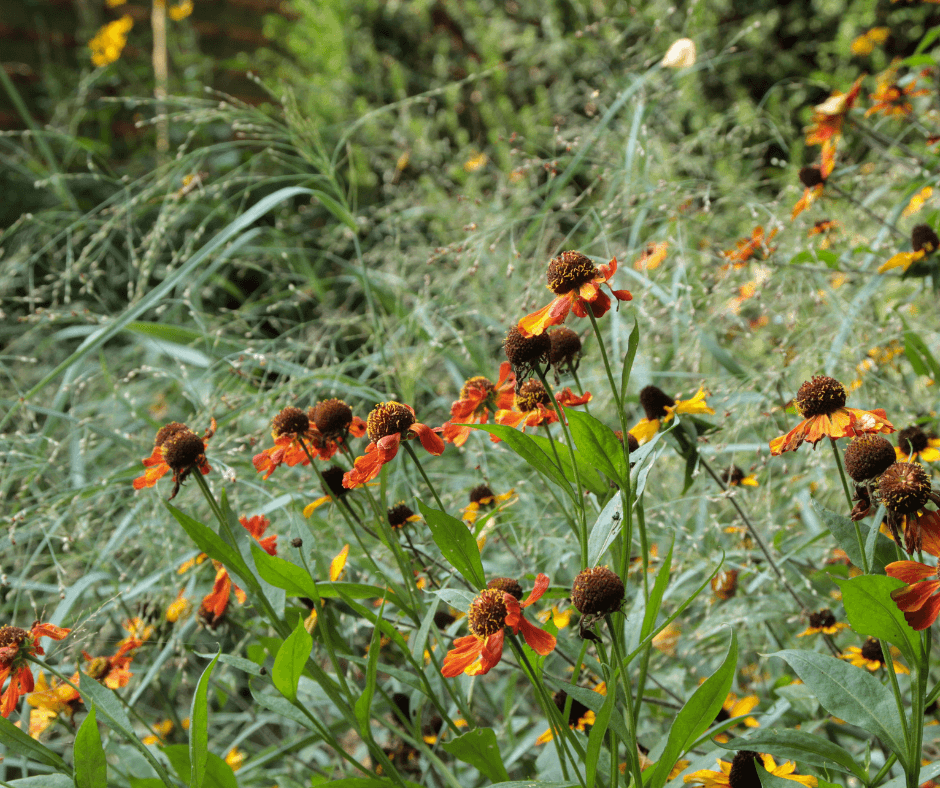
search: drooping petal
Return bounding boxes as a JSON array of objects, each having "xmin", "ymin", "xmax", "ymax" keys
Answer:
[
  {"xmin": 518, "ymin": 294, "xmax": 575, "ymax": 337},
  {"xmin": 410, "ymin": 422, "xmax": 445, "ymax": 455},
  {"xmin": 903, "ymin": 594, "xmax": 940, "ymax": 631},
  {"xmin": 521, "ymin": 573, "xmax": 551, "ymax": 607},
  {"xmin": 330, "ymin": 544, "xmax": 349, "ymax": 581},
  {"xmin": 517, "ymin": 616, "xmax": 557, "ymax": 656},
  {"xmin": 441, "ymin": 635, "xmax": 484, "ymax": 678},
  {"xmin": 886, "ymin": 560, "xmax": 937, "ymax": 585},
  {"xmin": 303, "ymin": 496, "xmax": 332, "ymax": 517},
  {"xmin": 630, "ymin": 418, "xmax": 661, "ymax": 446},
  {"xmin": 31, "ymin": 623, "xmax": 70, "ymax": 642},
  {"xmin": 473, "ymin": 629, "xmax": 505, "ymax": 675}
]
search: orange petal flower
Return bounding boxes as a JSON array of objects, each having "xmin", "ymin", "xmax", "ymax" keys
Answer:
[
  {"xmin": 721, "ymin": 226, "xmax": 777, "ymax": 268},
  {"xmin": 133, "ymin": 419, "xmax": 215, "ymax": 499},
  {"xmin": 343, "ymin": 402, "xmax": 444, "ymax": 489},
  {"xmin": 0, "ymin": 622, "xmax": 70, "ymax": 718},
  {"xmin": 769, "ymin": 376, "xmax": 894, "ymax": 455},
  {"xmin": 443, "ymin": 364, "xmax": 516, "ymax": 446},
  {"xmin": 805, "ymin": 75, "xmax": 864, "ymax": 148},
  {"xmin": 494, "ymin": 380, "xmax": 591, "ymax": 434},
  {"xmin": 886, "ymin": 560, "xmax": 940, "ymax": 630},
  {"xmin": 442, "ymin": 574, "xmax": 556, "ymax": 678},
  {"xmin": 518, "ymin": 252, "xmax": 632, "ymax": 337}
]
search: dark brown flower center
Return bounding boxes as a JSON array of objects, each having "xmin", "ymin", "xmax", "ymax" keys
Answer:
[
  {"xmin": 552, "ymin": 690, "xmax": 590, "ymax": 727},
  {"xmin": 711, "ymin": 569, "xmax": 738, "ymax": 600},
  {"xmin": 799, "ymin": 166, "xmax": 826, "ymax": 188},
  {"xmin": 320, "ymin": 465, "xmax": 347, "ymax": 498},
  {"xmin": 515, "ymin": 380, "xmax": 551, "ymax": 412},
  {"xmin": 162, "ymin": 430, "xmax": 205, "ymax": 472},
  {"xmin": 912, "ymin": 224, "xmax": 939, "ymax": 254},
  {"xmin": 721, "ymin": 466, "xmax": 746, "ymax": 486},
  {"xmin": 0, "ymin": 626, "xmax": 28, "ymax": 653},
  {"xmin": 434, "ymin": 610, "xmax": 456, "ymax": 629},
  {"xmin": 795, "ymin": 376, "xmax": 846, "ymax": 418},
  {"xmin": 155, "ymin": 422, "xmax": 188, "ymax": 447},
  {"xmin": 728, "ymin": 750, "xmax": 761, "ymax": 788},
  {"xmin": 639, "ymin": 385, "xmax": 675, "ymax": 421},
  {"xmin": 809, "ymin": 608, "xmax": 836, "ymax": 629},
  {"xmin": 387, "ymin": 502, "xmax": 416, "ymax": 529},
  {"xmin": 879, "ymin": 462, "xmax": 931, "ymax": 514},
  {"xmin": 547, "ymin": 251, "xmax": 598, "ymax": 295},
  {"xmin": 571, "ymin": 566, "xmax": 625, "ymax": 616},
  {"xmin": 271, "ymin": 407, "xmax": 309, "ymax": 439},
  {"xmin": 313, "ymin": 399, "xmax": 353, "ymax": 439},
  {"xmin": 860, "ymin": 637, "xmax": 885, "ymax": 664},
  {"xmin": 85, "ymin": 656, "xmax": 110, "ymax": 681},
  {"xmin": 470, "ymin": 484, "xmax": 495, "ymax": 504},
  {"xmin": 844, "ymin": 434, "xmax": 897, "ymax": 482},
  {"xmin": 899, "ymin": 426, "xmax": 930, "ymax": 456},
  {"xmin": 549, "ymin": 326, "xmax": 583, "ymax": 366},
  {"xmin": 467, "ymin": 589, "xmax": 509, "ymax": 638},
  {"xmin": 487, "ymin": 577, "xmax": 523, "ymax": 601},
  {"xmin": 366, "ymin": 402, "xmax": 415, "ymax": 443},
  {"xmin": 460, "ymin": 376, "xmax": 495, "ymax": 401},
  {"xmin": 504, "ymin": 326, "xmax": 551, "ymax": 376}
]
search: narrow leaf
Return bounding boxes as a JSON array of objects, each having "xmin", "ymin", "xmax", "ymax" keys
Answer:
[
  {"xmin": 190, "ymin": 649, "xmax": 221, "ymax": 788},
  {"xmin": 567, "ymin": 409, "xmax": 627, "ymax": 485},
  {"xmin": 470, "ymin": 424, "xmax": 574, "ymax": 498},
  {"xmin": 620, "ymin": 318, "xmax": 640, "ymax": 401},
  {"xmin": 587, "ymin": 494, "xmax": 623, "ymax": 567},
  {"xmin": 0, "ymin": 715, "xmax": 71, "ymax": 774},
  {"xmin": 355, "ymin": 601, "xmax": 385, "ymax": 732},
  {"xmin": 273, "ymin": 616, "xmax": 313, "ymax": 703},
  {"xmin": 74, "ymin": 706, "xmax": 106, "ymax": 788},
  {"xmin": 441, "ymin": 729, "xmax": 510, "ymax": 784},
  {"xmin": 418, "ymin": 500, "xmax": 486, "ymax": 588},
  {"xmin": 586, "ymin": 689, "xmax": 615, "ymax": 788}
]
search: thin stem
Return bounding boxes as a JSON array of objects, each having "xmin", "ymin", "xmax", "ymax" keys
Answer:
[
  {"xmin": 829, "ymin": 438, "xmax": 871, "ymax": 575},
  {"xmin": 403, "ymin": 442, "xmax": 446, "ymax": 512}
]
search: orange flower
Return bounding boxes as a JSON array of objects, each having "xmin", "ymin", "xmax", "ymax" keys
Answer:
[
  {"xmin": 721, "ymin": 226, "xmax": 778, "ymax": 268},
  {"xmin": 769, "ymin": 376, "xmax": 894, "ymax": 455},
  {"xmin": 27, "ymin": 672, "xmax": 81, "ymax": 738},
  {"xmin": 343, "ymin": 402, "xmax": 444, "ymax": 489},
  {"xmin": 133, "ymin": 419, "xmax": 215, "ymax": 499},
  {"xmin": 494, "ymin": 380, "xmax": 591, "ymax": 432},
  {"xmin": 441, "ymin": 574, "xmax": 556, "ymax": 677},
  {"xmin": 886, "ymin": 559, "xmax": 940, "ymax": 631},
  {"xmin": 197, "ymin": 515, "xmax": 277, "ymax": 627},
  {"xmin": 82, "ymin": 638, "xmax": 141, "ymax": 690},
  {"xmin": 792, "ymin": 143, "xmax": 836, "ymax": 219},
  {"xmin": 253, "ymin": 402, "xmax": 366, "ymax": 480},
  {"xmin": 0, "ymin": 622, "xmax": 70, "ymax": 717},
  {"xmin": 866, "ymin": 63, "xmax": 929, "ymax": 118},
  {"xmin": 805, "ymin": 76, "xmax": 864, "ymax": 148},
  {"xmin": 633, "ymin": 241, "xmax": 669, "ymax": 271},
  {"xmin": 442, "ymin": 363, "xmax": 516, "ymax": 446},
  {"xmin": 518, "ymin": 251, "xmax": 632, "ymax": 337}
]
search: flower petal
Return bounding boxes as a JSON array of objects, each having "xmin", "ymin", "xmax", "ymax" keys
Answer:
[
  {"xmin": 411, "ymin": 422, "xmax": 445, "ymax": 456},
  {"xmin": 518, "ymin": 294, "xmax": 574, "ymax": 337}
]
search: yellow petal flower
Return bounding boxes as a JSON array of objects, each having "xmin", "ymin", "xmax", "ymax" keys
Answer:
[{"xmin": 330, "ymin": 544, "xmax": 349, "ymax": 581}]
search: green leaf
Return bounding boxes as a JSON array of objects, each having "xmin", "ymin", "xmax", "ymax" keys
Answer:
[
  {"xmin": 587, "ymin": 494, "xmax": 623, "ymax": 567},
  {"xmin": 556, "ymin": 684, "xmax": 631, "ymax": 744},
  {"xmin": 620, "ymin": 318, "xmax": 640, "ymax": 402},
  {"xmin": 488, "ymin": 783, "xmax": 578, "ymax": 788},
  {"xmin": 641, "ymin": 536, "xmax": 674, "ymax": 640},
  {"xmin": 769, "ymin": 650, "xmax": 908, "ymax": 767},
  {"xmin": 882, "ymin": 760, "xmax": 940, "ymax": 788},
  {"xmin": 836, "ymin": 574, "xmax": 920, "ymax": 667},
  {"xmin": 162, "ymin": 745, "xmax": 239, "ymax": 788},
  {"xmin": 648, "ymin": 630, "xmax": 737, "ymax": 788},
  {"xmin": 6, "ymin": 777, "xmax": 75, "ymax": 788},
  {"xmin": 586, "ymin": 689, "xmax": 615, "ymax": 788},
  {"xmin": 0, "ymin": 715, "xmax": 71, "ymax": 774},
  {"xmin": 167, "ymin": 504, "xmax": 254, "ymax": 587},
  {"xmin": 417, "ymin": 500, "xmax": 486, "ymax": 589},
  {"xmin": 902, "ymin": 325, "xmax": 940, "ymax": 382},
  {"xmin": 471, "ymin": 424, "xmax": 574, "ymax": 498},
  {"xmin": 252, "ymin": 546, "xmax": 318, "ymax": 597},
  {"xmin": 355, "ymin": 602, "xmax": 384, "ymax": 733},
  {"xmin": 527, "ymin": 432, "xmax": 608, "ymax": 496},
  {"xmin": 441, "ymin": 729, "xmax": 510, "ymax": 784},
  {"xmin": 74, "ymin": 706, "xmax": 106, "ymax": 788},
  {"xmin": 566, "ymin": 408, "xmax": 627, "ymax": 486},
  {"xmin": 310, "ymin": 189, "xmax": 357, "ymax": 231},
  {"xmin": 190, "ymin": 649, "xmax": 221, "ymax": 788},
  {"xmin": 79, "ymin": 672, "xmax": 174, "ymax": 785},
  {"xmin": 717, "ymin": 728, "xmax": 867, "ymax": 781},
  {"xmin": 699, "ymin": 331, "xmax": 748, "ymax": 380},
  {"xmin": 326, "ymin": 780, "xmax": 423, "ymax": 788},
  {"xmin": 273, "ymin": 616, "xmax": 313, "ymax": 703},
  {"xmin": 810, "ymin": 499, "xmax": 894, "ymax": 574}
]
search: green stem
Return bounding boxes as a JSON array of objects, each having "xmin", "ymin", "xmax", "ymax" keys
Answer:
[
  {"xmin": 602, "ymin": 625, "xmax": 644, "ymax": 788},
  {"xmin": 830, "ymin": 437, "xmax": 870, "ymax": 575},
  {"xmin": 403, "ymin": 442, "xmax": 446, "ymax": 512}
]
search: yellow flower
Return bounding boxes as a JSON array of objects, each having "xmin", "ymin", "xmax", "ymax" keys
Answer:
[
  {"xmin": 142, "ymin": 718, "xmax": 175, "ymax": 746},
  {"xmin": 652, "ymin": 622, "xmax": 680, "ymax": 656},
  {"xmin": 535, "ymin": 685, "xmax": 605, "ymax": 744},
  {"xmin": 168, "ymin": 1, "xmax": 193, "ymax": 21},
  {"xmin": 841, "ymin": 638, "xmax": 909, "ymax": 674},
  {"xmin": 165, "ymin": 590, "xmax": 192, "ymax": 623},
  {"xmin": 712, "ymin": 691, "xmax": 759, "ymax": 742},
  {"xmin": 904, "ymin": 186, "xmax": 933, "ymax": 217},
  {"xmin": 89, "ymin": 16, "xmax": 133, "ymax": 67},
  {"xmin": 850, "ymin": 27, "xmax": 889, "ymax": 56},
  {"xmin": 225, "ymin": 747, "xmax": 246, "ymax": 771},
  {"xmin": 684, "ymin": 751, "xmax": 817, "ymax": 787},
  {"xmin": 896, "ymin": 425, "xmax": 940, "ymax": 463},
  {"xmin": 630, "ymin": 385, "xmax": 715, "ymax": 445},
  {"xmin": 462, "ymin": 484, "xmax": 515, "ymax": 524},
  {"xmin": 464, "ymin": 152, "xmax": 488, "ymax": 173},
  {"xmin": 797, "ymin": 608, "xmax": 850, "ymax": 637}
]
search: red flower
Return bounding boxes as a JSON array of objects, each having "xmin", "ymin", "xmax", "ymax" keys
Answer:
[
  {"xmin": 518, "ymin": 252, "xmax": 632, "ymax": 337},
  {"xmin": 133, "ymin": 419, "xmax": 215, "ymax": 499},
  {"xmin": 82, "ymin": 638, "xmax": 142, "ymax": 690},
  {"xmin": 442, "ymin": 574, "xmax": 556, "ymax": 677},
  {"xmin": 494, "ymin": 380, "xmax": 591, "ymax": 433},
  {"xmin": 442, "ymin": 363, "xmax": 516, "ymax": 446},
  {"xmin": 0, "ymin": 622, "xmax": 70, "ymax": 717},
  {"xmin": 343, "ymin": 402, "xmax": 445, "ymax": 489}
]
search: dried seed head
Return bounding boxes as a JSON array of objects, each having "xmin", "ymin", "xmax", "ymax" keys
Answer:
[
  {"xmin": 487, "ymin": 577, "xmax": 523, "ymax": 601},
  {"xmin": 320, "ymin": 465, "xmax": 347, "ymax": 499},
  {"xmin": 728, "ymin": 750, "xmax": 761, "ymax": 788},
  {"xmin": 844, "ymin": 434, "xmax": 896, "ymax": 482},
  {"xmin": 470, "ymin": 484, "xmax": 495, "ymax": 504},
  {"xmin": 547, "ymin": 251, "xmax": 598, "ymax": 295},
  {"xmin": 549, "ymin": 326, "xmax": 582, "ymax": 367},
  {"xmin": 880, "ymin": 462, "xmax": 932, "ymax": 514},
  {"xmin": 291, "ymin": 537, "xmax": 303, "ymax": 548},
  {"xmin": 162, "ymin": 430, "xmax": 205, "ymax": 473},
  {"xmin": 366, "ymin": 402, "xmax": 415, "ymax": 443},
  {"xmin": 552, "ymin": 690, "xmax": 590, "ymax": 727},
  {"xmin": 799, "ymin": 166, "xmax": 825, "ymax": 188},
  {"xmin": 912, "ymin": 224, "xmax": 939, "ymax": 254},
  {"xmin": 571, "ymin": 566, "xmax": 625, "ymax": 616},
  {"xmin": 467, "ymin": 589, "xmax": 508, "ymax": 638},
  {"xmin": 460, "ymin": 376, "xmax": 495, "ymax": 401},
  {"xmin": 504, "ymin": 326, "xmax": 550, "ymax": 376},
  {"xmin": 515, "ymin": 380, "xmax": 551, "ymax": 412},
  {"xmin": 809, "ymin": 609, "xmax": 837, "ymax": 629},
  {"xmin": 795, "ymin": 376, "xmax": 846, "ymax": 418},
  {"xmin": 271, "ymin": 407, "xmax": 309, "ymax": 439},
  {"xmin": 898, "ymin": 425, "xmax": 930, "ymax": 456},
  {"xmin": 387, "ymin": 502, "xmax": 416, "ymax": 529},
  {"xmin": 155, "ymin": 422, "xmax": 188, "ymax": 447},
  {"xmin": 639, "ymin": 385, "xmax": 675, "ymax": 421},
  {"xmin": 313, "ymin": 399, "xmax": 353, "ymax": 439}
]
